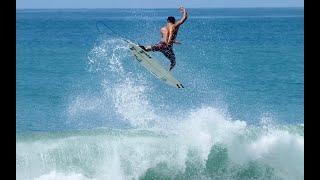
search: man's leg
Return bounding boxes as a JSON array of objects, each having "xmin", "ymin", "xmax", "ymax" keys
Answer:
[
  {"xmin": 162, "ymin": 49, "xmax": 176, "ymax": 71},
  {"xmin": 140, "ymin": 42, "xmax": 165, "ymax": 52}
]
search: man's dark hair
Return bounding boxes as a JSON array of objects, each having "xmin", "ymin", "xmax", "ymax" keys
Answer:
[{"xmin": 167, "ymin": 16, "xmax": 176, "ymax": 24}]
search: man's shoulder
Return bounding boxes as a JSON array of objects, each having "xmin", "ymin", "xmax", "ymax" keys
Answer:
[{"xmin": 173, "ymin": 23, "xmax": 182, "ymax": 28}]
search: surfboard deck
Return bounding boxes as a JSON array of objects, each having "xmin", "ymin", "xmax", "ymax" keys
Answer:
[{"xmin": 128, "ymin": 42, "xmax": 184, "ymax": 89}]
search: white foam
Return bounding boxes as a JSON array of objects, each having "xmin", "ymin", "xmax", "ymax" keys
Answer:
[
  {"xmin": 247, "ymin": 129, "xmax": 304, "ymax": 179},
  {"xmin": 172, "ymin": 107, "xmax": 304, "ymax": 179},
  {"xmin": 17, "ymin": 106, "xmax": 304, "ymax": 180},
  {"xmin": 34, "ymin": 171, "xmax": 94, "ymax": 180},
  {"xmin": 176, "ymin": 107, "xmax": 247, "ymax": 163}
]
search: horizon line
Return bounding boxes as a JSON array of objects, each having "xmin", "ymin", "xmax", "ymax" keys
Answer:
[{"xmin": 16, "ymin": 6, "xmax": 304, "ymax": 10}]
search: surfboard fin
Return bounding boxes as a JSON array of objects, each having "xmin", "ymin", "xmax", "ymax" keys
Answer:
[{"xmin": 176, "ymin": 84, "xmax": 184, "ymax": 89}]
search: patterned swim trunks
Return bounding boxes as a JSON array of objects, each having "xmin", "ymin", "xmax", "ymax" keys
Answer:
[{"xmin": 151, "ymin": 42, "xmax": 176, "ymax": 70}]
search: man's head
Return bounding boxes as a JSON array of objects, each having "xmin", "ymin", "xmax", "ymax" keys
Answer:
[{"xmin": 167, "ymin": 16, "xmax": 176, "ymax": 24}]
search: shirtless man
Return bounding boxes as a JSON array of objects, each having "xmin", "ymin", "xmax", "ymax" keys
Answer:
[{"xmin": 140, "ymin": 6, "xmax": 188, "ymax": 71}]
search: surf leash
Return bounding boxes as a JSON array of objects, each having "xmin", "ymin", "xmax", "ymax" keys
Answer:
[{"xmin": 96, "ymin": 21, "xmax": 132, "ymax": 43}]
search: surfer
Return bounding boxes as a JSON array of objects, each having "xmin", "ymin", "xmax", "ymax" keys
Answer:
[{"xmin": 140, "ymin": 6, "xmax": 188, "ymax": 71}]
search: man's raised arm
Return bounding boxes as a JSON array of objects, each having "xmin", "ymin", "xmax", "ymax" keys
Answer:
[{"xmin": 176, "ymin": 6, "xmax": 188, "ymax": 27}]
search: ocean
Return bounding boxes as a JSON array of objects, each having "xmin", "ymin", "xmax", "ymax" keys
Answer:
[{"xmin": 16, "ymin": 8, "xmax": 304, "ymax": 180}]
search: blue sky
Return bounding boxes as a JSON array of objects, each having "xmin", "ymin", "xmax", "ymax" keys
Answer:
[{"xmin": 16, "ymin": 0, "xmax": 304, "ymax": 9}]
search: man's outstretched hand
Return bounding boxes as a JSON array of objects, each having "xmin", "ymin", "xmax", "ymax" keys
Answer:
[{"xmin": 179, "ymin": 6, "xmax": 186, "ymax": 13}]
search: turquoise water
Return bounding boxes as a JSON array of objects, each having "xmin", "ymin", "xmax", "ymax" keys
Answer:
[{"xmin": 16, "ymin": 8, "xmax": 304, "ymax": 180}]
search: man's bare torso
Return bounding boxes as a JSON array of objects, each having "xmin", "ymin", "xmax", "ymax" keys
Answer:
[{"xmin": 160, "ymin": 24, "xmax": 179, "ymax": 45}]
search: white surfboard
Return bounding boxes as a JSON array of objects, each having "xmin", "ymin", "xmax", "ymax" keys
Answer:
[{"xmin": 128, "ymin": 42, "xmax": 184, "ymax": 89}]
